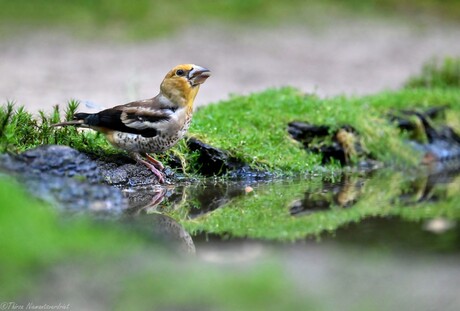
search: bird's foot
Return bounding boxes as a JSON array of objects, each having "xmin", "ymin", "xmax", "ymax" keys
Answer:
[
  {"xmin": 130, "ymin": 152, "xmax": 165, "ymax": 183},
  {"xmin": 141, "ymin": 160, "xmax": 166, "ymax": 183},
  {"xmin": 136, "ymin": 187, "xmax": 167, "ymax": 213},
  {"xmin": 145, "ymin": 153, "xmax": 165, "ymax": 170}
]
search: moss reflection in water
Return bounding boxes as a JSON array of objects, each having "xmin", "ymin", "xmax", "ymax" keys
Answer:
[{"xmin": 179, "ymin": 170, "xmax": 460, "ymax": 241}]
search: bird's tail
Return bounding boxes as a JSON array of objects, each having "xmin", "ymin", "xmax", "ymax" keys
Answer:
[{"xmin": 51, "ymin": 113, "xmax": 91, "ymax": 127}]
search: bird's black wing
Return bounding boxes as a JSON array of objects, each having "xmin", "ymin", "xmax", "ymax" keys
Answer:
[{"xmin": 75, "ymin": 105, "xmax": 172, "ymax": 138}]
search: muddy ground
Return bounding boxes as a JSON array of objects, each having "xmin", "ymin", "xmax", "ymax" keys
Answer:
[{"xmin": 1, "ymin": 19, "xmax": 460, "ymax": 113}]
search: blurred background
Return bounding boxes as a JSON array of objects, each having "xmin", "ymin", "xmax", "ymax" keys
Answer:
[{"xmin": 1, "ymin": 0, "xmax": 460, "ymax": 111}]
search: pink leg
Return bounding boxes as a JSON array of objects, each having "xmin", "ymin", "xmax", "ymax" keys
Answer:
[
  {"xmin": 149, "ymin": 187, "xmax": 166, "ymax": 207},
  {"xmin": 132, "ymin": 188, "xmax": 167, "ymax": 215},
  {"xmin": 140, "ymin": 188, "xmax": 167, "ymax": 213},
  {"xmin": 130, "ymin": 152, "xmax": 165, "ymax": 183},
  {"xmin": 145, "ymin": 153, "xmax": 165, "ymax": 170}
]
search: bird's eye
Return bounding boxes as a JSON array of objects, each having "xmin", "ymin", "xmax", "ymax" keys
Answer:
[{"xmin": 176, "ymin": 69, "xmax": 185, "ymax": 76}]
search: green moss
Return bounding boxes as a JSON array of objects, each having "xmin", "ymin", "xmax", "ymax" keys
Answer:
[
  {"xmin": 405, "ymin": 57, "xmax": 460, "ymax": 89},
  {"xmin": 188, "ymin": 87, "xmax": 460, "ymax": 173}
]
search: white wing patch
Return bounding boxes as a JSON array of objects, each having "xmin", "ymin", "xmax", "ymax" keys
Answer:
[{"xmin": 120, "ymin": 106, "xmax": 181, "ymax": 131}]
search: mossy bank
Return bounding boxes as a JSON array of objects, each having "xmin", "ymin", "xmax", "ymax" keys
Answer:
[{"xmin": 2, "ymin": 89, "xmax": 460, "ymax": 178}]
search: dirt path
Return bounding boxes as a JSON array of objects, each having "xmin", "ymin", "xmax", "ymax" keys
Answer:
[{"xmin": 1, "ymin": 20, "xmax": 460, "ymax": 112}]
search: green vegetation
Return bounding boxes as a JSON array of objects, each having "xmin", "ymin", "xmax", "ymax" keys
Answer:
[
  {"xmin": 0, "ymin": 178, "xmax": 317, "ymax": 310},
  {"xmin": 1, "ymin": 86, "xmax": 460, "ymax": 175},
  {"xmin": 0, "ymin": 0, "xmax": 459, "ymax": 39},
  {"xmin": 0, "ymin": 100, "xmax": 117, "ymax": 156},
  {"xmin": 188, "ymin": 87, "xmax": 460, "ymax": 172},
  {"xmin": 405, "ymin": 57, "xmax": 460, "ymax": 89}
]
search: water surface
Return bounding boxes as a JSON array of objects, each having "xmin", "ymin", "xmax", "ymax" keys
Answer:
[{"xmin": 125, "ymin": 167, "xmax": 460, "ymax": 253}]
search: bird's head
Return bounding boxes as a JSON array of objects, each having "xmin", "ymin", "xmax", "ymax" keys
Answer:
[{"xmin": 160, "ymin": 64, "xmax": 211, "ymax": 108}]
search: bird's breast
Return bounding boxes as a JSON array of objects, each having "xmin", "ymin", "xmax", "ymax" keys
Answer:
[{"xmin": 107, "ymin": 109, "xmax": 193, "ymax": 154}]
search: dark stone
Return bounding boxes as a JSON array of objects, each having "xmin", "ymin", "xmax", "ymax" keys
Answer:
[
  {"xmin": 389, "ymin": 108, "xmax": 460, "ymax": 166},
  {"xmin": 287, "ymin": 122, "xmax": 372, "ymax": 166},
  {"xmin": 388, "ymin": 106, "xmax": 449, "ymax": 133},
  {"xmin": 287, "ymin": 121, "xmax": 329, "ymax": 143},
  {"xmin": 96, "ymin": 159, "xmax": 167, "ymax": 187},
  {"xmin": 81, "ymin": 152, "xmax": 179, "ymax": 186},
  {"xmin": 186, "ymin": 137, "xmax": 238, "ymax": 176},
  {"xmin": 1, "ymin": 145, "xmax": 102, "ymax": 183},
  {"xmin": 0, "ymin": 145, "xmax": 126, "ymax": 214},
  {"xmin": 314, "ymin": 144, "xmax": 348, "ymax": 165},
  {"xmin": 185, "ymin": 137, "xmax": 273, "ymax": 179}
]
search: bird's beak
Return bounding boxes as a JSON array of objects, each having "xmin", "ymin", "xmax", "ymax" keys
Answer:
[{"xmin": 188, "ymin": 66, "xmax": 211, "ymax": 86}]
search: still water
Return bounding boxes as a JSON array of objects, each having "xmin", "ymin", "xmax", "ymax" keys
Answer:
[
  {"xmin": 122, "ymin": 168, "xmax": 460, "ymax": 253},
  {"xmin": 113, "ymin": 168, "xmax": 460, "ymax": 310}
]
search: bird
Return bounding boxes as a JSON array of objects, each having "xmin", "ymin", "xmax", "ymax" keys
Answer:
[{"xmin": 52, "ymin": 64, "xmax": 211, "ymax": 183}]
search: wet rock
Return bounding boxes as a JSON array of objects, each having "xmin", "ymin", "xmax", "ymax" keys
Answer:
[
  {"xmin": 0, "ymin": 145, "xmax": 195, "ymax": 214},
  {"xmin": 186, "ymin": 137, "xmax": 242, "ymax": 176},
  {"xmin": 390, "ymin": 108, "xmax": 460, "ymax": 171},
  {"xmin": 76, "ymin": 152, "xmax": 176, "ymax": 186},
  {"xmin": 186, "ymin": 137, "xmax": 271, "ymax": 179},
  {"xmin": 0, "ymin": 145, "xmax": 126, "ymax": 214},
  {"xmin": 0, "ymin": 145, "xmax": 102, "ymax": 183},
  {"xmin": 287, "ymin": 122, "xmax": 329, "ymax": 143},
  {"xmin": 288, "ymin": 122, "xmax": 373, "ymax": 166},
  {"xmin": 25, "ymin": 175, "xmax": 125, "ymax": 215},
  {"xmin": 96, "ymin": 159, "xmax": 165, "ymax": 187}
]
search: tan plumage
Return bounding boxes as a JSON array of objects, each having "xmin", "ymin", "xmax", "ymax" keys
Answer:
[{"xmin": 53, "ymin": 64, "xmax": 211, "ymax": 183}]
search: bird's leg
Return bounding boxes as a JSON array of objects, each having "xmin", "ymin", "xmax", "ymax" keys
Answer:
[
  {"xmin": 135, "ymin": 187, "xmax": 167, "ymax": 214},
  {"xmin": 129, "ymin": 152, "xmax": 165, "ymax": 183},
  {"xmin": 145, "ymin": 153, "xmax": 165, "ymax": 170}
]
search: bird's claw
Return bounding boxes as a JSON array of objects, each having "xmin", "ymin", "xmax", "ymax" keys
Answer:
[
  {"xmin": 145, "ymin": 153, "xmax": 165, "ymax": 170},
  {"xmin": 139, "ymin": 159, "xmax": 165, "ymax": 183},
  {"xmin": 130, "ymin": 152, "xmax": 166, "ymax": 183}
]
